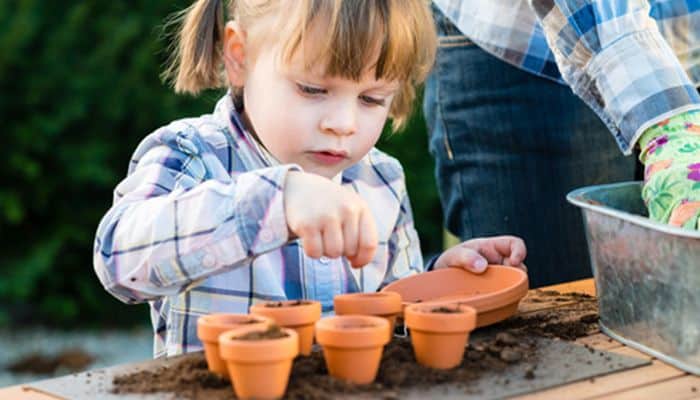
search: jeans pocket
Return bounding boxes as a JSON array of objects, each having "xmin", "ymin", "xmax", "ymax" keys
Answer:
[
  {"xmin": 432, "ymin": 3, "xmax": 474, "ymax": 49},
  {"xmin": 431, "ymin": 42, "xmax": 479, "ymax": 161}
]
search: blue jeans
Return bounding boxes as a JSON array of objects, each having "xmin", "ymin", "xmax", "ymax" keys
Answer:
[{"xmin": 423, "ymin": 8, "xmax": 637, "ymax": 288}]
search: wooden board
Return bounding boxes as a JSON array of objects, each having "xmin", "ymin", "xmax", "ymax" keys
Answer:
[
  {"xmin": 543, "ymin": 279, "xmax": 597, "ymax": 296},
  {"xmin": 594, "ymin": 374, "xmax": 700, "ymax": 400},
  {"xmin": 513, "ymin": 361, "xmax": 683, "ymax": 400},
  {"xmin": 0, "ymin": 386, "xmax": 62, "ymax": 400}
]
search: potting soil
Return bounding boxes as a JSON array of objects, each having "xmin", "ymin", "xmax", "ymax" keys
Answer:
[
  {"xmin": 28, "ymin": 290, "xmax": 651, "ymax": 399},
  {"xmin": 233, "ymin": 325, "xmax": 288, "ymax": 340}
]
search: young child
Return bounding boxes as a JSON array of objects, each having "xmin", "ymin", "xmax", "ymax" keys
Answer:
[{"xmin": 94, "ymin": 0, "xmax": 527, "ymax": 358}]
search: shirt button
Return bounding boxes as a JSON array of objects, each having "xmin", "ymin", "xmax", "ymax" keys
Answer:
[{"xmin": 202, "ymin": 254, "xmax": 216, "ymax": 268}]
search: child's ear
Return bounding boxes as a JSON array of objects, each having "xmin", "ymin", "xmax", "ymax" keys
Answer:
[{"xmin": 223, "ymin": 21, "xmax": 247, "ymax": 87}]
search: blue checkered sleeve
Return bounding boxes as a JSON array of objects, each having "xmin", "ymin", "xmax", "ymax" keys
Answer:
[
  {"xmin": 93, "ymin": 125, "xmax": 298, "ymax": 304},
  {"xmin": 529, "ymin": 0, "xmax": 700, "ymax": 154},
  {"xmin": 380, "ymin": 165, "xmax": 424, "ymax": 288}
]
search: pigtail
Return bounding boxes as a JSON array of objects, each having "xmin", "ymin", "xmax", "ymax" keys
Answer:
[{"xmin": 163, "ymin": 0, "xmax": 227, "ymax": 94}]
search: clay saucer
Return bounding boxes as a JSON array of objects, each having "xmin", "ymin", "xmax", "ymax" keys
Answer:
[{"xmin": 380, "ymin": 265, "xmax": 528, "ymax": 327}]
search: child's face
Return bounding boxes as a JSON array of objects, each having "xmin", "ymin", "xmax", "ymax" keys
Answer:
[{"xmin": 227, "ymin": 27, "xmax": 399, "ymax": 179}]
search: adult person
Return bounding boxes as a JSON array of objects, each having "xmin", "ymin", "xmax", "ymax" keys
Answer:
[{"xmin": 423, "ymin": 1, "xmax": 700, "ymax": 287}]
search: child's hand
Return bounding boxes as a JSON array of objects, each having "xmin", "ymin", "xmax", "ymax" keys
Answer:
[
  {"xmin": 434, "ymin": 236, "xmax": 527, "ymax": 274},
  {"xmin": 284, "ymin": 171, "xmax": 378, "ymax": 268}
]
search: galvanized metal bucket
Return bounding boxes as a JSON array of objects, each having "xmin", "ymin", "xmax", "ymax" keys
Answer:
[{"xmin": 567, "ymin": 181, "xmax": 700, "ymax": 375}]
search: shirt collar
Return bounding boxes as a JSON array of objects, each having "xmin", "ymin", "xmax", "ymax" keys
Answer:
[
  {"xmin": 214, "ymin": 92, "xmax": 280, "ymax": 168},
  {"xmin": 214, "ymin": 92, "xmax": 344, "ymax": 183}
]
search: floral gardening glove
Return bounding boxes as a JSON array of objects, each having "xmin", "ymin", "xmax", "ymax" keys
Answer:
[{"xmin": 639, "ymin": 110, "xmax": 700, "ymax": 230}]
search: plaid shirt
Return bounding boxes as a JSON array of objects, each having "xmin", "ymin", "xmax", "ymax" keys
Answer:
[
  {"xmin": 93, "ymin": 94, "xmax": 423, "ymax": 357},
  {"xmin": 434, "ymin": 0, "xmax": 700, "ymax": 155}
]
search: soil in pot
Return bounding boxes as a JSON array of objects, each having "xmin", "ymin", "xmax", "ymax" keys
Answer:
[
  {"xmin": 235, "ymin": 325, "xmax": 289, "ymax": 341},
  {"xmin": 196, "ymin": 313, "xmax": 271, "ymax": 378},
  {"xmin": 430, "ymin": 306, "xmax": 463, "ymax": 313},
  {"xmin": 264, "ymin": 300, "xmax": 311, "ymax": 308},
  {"xmin": 405, "ymin": 303, "xmax": 477, "ymax": 369},
  {"xmin": 315, "ymin": 315, "xmax": 390, "ymax": 384},
  {"xmin": 250, "ymin": 300, "xmax": 322, "ymax": 356},
  {"xmin": 219, "ymin": 325, "xmax": 298, "ymax": 400}
]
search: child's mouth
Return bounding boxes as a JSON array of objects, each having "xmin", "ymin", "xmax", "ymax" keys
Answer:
[{"xmin": 309, "ymin": 150, "xmax": 348, "ymax": 166}]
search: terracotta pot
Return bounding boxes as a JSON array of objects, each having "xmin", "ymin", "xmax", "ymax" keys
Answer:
[
  {"xmin": 196, "ymin": 313, "xmax": 271, "ymax": 377},
  {"xmin": 404, "ymin": 302, "xmax": 477, "ymax": 369},
  {"xmin": 333, "ymin": 292, "xmax": 402, "ymax": 332},
  {"xmin": 381, "ymin": 265, "xmax": 528, "ymax": 327},
  {"xmin": 249, "ymin": 300, "xmax": 322, "ymax": 356},
  {"xmin": 315, "ymin": 315, "xmax": 390, "ymax": 384},
  {"xmin": 219, "ymin": 325, "xmax": 299, "ymax": 400}
]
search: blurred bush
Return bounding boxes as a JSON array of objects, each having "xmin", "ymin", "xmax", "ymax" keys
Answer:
[{"xmin": 0, "ymin": 1, "xmax": 441, "ymax": 327}]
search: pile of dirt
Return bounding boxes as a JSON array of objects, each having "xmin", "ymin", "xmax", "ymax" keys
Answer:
[
  {"xmin": 500, "ymin": 290, "xmax": 599, "ymax": 340},
  {"xmin": 111, "ymin": 290, "xmax": 600, "ymax": 399},
  {"xmin": 112, "ymin": 333, "xmax": 538, "ymax": 400},
  {"xmin": 112, "ymin": 353, "xmax": 230, "ymax": 398}
]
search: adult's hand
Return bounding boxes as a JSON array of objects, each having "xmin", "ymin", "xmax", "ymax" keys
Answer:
[{"xmin": 640, "ymin": 111, "xmax": 700, "ymax": 229}]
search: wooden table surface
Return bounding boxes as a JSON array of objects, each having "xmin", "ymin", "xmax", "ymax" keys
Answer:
[{"xmin": 2, "ymin": 278, "xmax": 699, "ymax": 400}]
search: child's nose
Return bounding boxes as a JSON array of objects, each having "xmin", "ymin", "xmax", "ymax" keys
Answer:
[{"xmin": 320, "ymin": 103, "xmax": 357, "ymax": 136}]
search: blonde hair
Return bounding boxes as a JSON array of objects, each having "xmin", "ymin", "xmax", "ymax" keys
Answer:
[{"xmin": 163, "ymin": 0, "xmax": 436, "ymax": 130}]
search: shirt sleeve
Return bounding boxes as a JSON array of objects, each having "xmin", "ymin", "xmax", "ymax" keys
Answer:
[
  {"xmin": 378, "ymin": 168, "xmax": 424, "ymax": 289},
  {"xmin": 528, "ymin": 0, "xmax": 700, "ymax": 155},
  {"xmin": 93, "ymin": 129, "xmax": 298, "ymax": 304}
]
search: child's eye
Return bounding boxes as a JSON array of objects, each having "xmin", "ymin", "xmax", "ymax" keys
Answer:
[
  {"xmin": 296, "ymin": 83, "xmax": 326, "ymax": 96},
  {"xmin": 360, "ymin": 95, "xmax": 386, "ymax": 107}
]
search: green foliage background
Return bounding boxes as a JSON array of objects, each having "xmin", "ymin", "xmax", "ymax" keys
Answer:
[{"xmin": 0, "ymin": 1, "xmax": 442, "ymax": 327}]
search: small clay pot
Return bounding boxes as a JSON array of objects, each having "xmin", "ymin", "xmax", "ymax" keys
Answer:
[
  {"xmin": 333, "ymin": 292, "xmax": 402, "ymax": 332},
  {"xmin": 196, "ymin": 313, "xmax": 271, "ymax": 377},
  {"xmin": 315, "ymin": 315, "xmax": 390, "ymax": 384},
  {"xmin": 219, "ymin": 325, "xmax": 299, "ymax": 400},
  {"xmin": 249, "ymin": 300, "xmax": 322, "ymax": 356},
  {"xmin": 404, "ymin": 302, "xmax": 477, "ymax": 369}
]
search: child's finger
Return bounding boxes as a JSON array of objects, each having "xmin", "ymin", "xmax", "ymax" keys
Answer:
[
  {"xmin": 466, "ymin": 249, "xmax": 489, "ymax": 273},
  {"xmin": 349, "ymin": 207, "xmax": 378, "ymax": 268},
  {"xmin": 505, "ymin": 237, "xmax": 527, "ymax": 266},
  {"xmin": 448, "ymin": 247, "xmax": 488, "ymax": 273},
  {"xmin": 321, "ymin": 219, "xmax": 344, "ymax": 259},
  {"xmin": 342, "ymin": 212, "xmax": 359, "ymax": 259},
  {"xmin": 487, "ymin": 236, "xmax": 526, "ymax": 265},
  {"xmin": 462, "ymin": 239, "xmax": 502, "ymax": 264},
  {"xmin": 512, "ymin": 263, "xmax": 528, "ymax": 273},
  {"xmin": 299, "ymin": 226, "xmax": 323, "ymax": 259}
]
